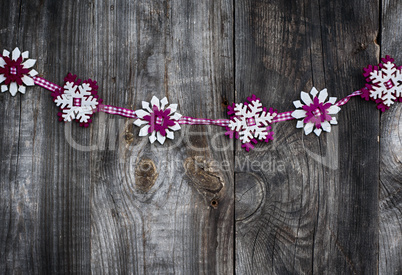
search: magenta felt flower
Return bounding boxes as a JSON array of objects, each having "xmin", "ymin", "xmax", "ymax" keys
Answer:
[
  {"xmin": 134, "ymin": 96, "xmax": 182, "ymax": 144},
  {"xmin": 0, "ymin": 48, "xmax": 38, "ymax": 96},
  {"xmin": 292, "ymin": 87, "xmax": 340, "ymax": 136}
]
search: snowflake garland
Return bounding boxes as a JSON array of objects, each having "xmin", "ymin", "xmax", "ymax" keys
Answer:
[
  {"xmin": 291, "ymin": 87, "xmax": 340, "ymax": 136},
  {"xmin": 0, "ymin": 45, "xmax": 399, "ymax": 151},
  {"xmin": 360, "ymin": 55, "xmax": 402, "ymax": 111},
  {"xmin": 134, "ymin": 96, "xmax": 182, "ymax": 144},
  {"xmin": 51, "ymin": 73, "xmax": 102, "ymax": 127},
  {"xmin": 226, "ymin": 95, "xmax": 277, "ymax": 151},
  {"xmin": 0, "ymin": 47, "xmax": 38, "ymax": 96}
]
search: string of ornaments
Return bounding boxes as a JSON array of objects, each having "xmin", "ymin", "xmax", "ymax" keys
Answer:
[{"xmin": 1, "ymin": 47, "xmax": 401, "ymax": 151}]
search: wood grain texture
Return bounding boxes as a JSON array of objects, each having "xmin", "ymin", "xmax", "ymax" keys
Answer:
[
  {"xmin": 1, "ymin": 0, "xmax": 402, "ymax": 274},
  {"xmin": 0, "ymin": 0, "xmax": 234, "ymax": 274},
  {"xmin": 235, "ymin": 0, "xmax": 380, "ymax": 274},
  {"xmin": 379, "ymin": 0, "xmax": 402, "ymax": 274},
  {"xmin": 89, "ymin": 1, "xmax": 235, "ymax": 273},
  {"xmin": 0, "ymin": 1, "xmax": 93, "ymax": 273}
]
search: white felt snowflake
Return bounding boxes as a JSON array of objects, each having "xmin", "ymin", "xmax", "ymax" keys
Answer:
[
  {"xmin": 134, "ymin": 96, "xmax": 182, "ymax": 144},
  {"xmin": 54, "ymin": 81, "xmax": 99, "ymax": 123},
  {"xmin": 0, "ymin": 47, "xmax": 38, "ymax": 96},
  {"xmin": 228, "ymin": 96, "xmax": 277, "ymax": 143},
  {"xmin": 291, "ymin": 87, "xmax": 340, "ymax": 136},
  {"xmin": 367, "ymin": 57, "xmax": 402, "ymax": 107}
]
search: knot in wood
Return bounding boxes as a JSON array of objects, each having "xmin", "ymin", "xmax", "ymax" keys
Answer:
[
  {"xmin": 135, "ymin": 158, "xmax": 158, "ymax": 192},
  {"xmin": 184, "ymin": 156, "xmax": 224, "ymax": 198}
]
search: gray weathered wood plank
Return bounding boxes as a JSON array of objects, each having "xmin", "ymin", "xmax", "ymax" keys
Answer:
[
  {"xmin": 1, "ymin": 0, "xmax": 234, "ymax": 274},
  {"xmin": 87, "ymin": 0, "xmax": 234, "ymax": 274},
  {"xmin": 1, "ymin": 1, "xmax": 94, "ymax": 273},
  {"xmin": 379, "ymin": 0, "xmax": 402, "ymax": 274},
  {"xmin": 234, "ymin": 0, "xmax": 380, "ymax": 274}
]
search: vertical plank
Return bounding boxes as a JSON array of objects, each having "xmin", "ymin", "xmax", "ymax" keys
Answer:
[
  {"xmin": 379, "ymin": 1, "xmax": 402, "ymax": 274},
  {"xmin": 1, "ymin": 0, "xmax": 234, "ymax": 273},
  {"xmin": 0, "ymin": 0, "xmax": 93, "ymax": 273},
  {"xmin": 235, "ymin": 0, "xmax": 380, "ymax": 274},
  {"xmin": 0, "ymin": 2, "xmax": 42, "ymax": 272},
  {"xmin": 89, "ymin": 0, "xmax": 234, "ymax": 274}
]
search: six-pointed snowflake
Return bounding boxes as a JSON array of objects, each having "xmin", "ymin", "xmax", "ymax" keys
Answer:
[
  {"xmin": 52, "ymin": 74, "xmax": 102, "ymax": 127},
  {"xmin": 362, "ymin": 55, "xmax": 402, "ymax": 111},
  {"xmin": 226, "ymin": 95, "xmax": 277, "ymax": 151}
]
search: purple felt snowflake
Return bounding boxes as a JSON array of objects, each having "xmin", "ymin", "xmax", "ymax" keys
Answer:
[
  {"xmin": 292, "ymin": 87, "xmax": 340, "ymax": 136},
  {"xmin": 134, "ymin": 96, "xmax": 182, "ymax": 144},
  {"xmin": 225, "ymin": 94, "xmax": 277, "ymax": 151},
  {"xmin": 51, "ymin": 73, "xmax": 102, "ymax": 127},
  {"xmin": 361, "ymin": 55, "xmax": 402, "ymax": 111}
]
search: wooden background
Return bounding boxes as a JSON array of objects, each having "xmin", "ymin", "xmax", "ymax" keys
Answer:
[{"xmin": 0, "ymin": 0, "xmax": 401, "ymax": 274}]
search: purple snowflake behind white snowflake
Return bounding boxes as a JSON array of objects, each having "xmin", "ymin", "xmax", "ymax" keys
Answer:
[
  {"xmin": 55, "ymin": 82, "xmax": 98, "ymax": 123},
  {"xmin": 361, "ymin": 55, "xmax": 402, "ymax": 111},
  {"xmin": 52, "ymin": 74, "xmax": 102, "ymax": 127},
  {"xmin": 226, "ymin": 95, "xmax": 277, "ymax": 151}
]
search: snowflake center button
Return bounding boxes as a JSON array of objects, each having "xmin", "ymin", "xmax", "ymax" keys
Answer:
[
  {"xmin": 73, "ymin": 97, "xmax": 82, "ymax": 107},
  {"xmin": 384, "ymin": 79, "xmax": 394, "ymax": 90},
  {"xmin": 156, "ymin": 115, "xmax": 164, "ymax": 125},
  {"xmin": 10, "ymin": 67, "xmax": 17, "ymax": 75},
  {"xmin": 312, "ymin": 107, "xmax": 323, "ymax": 117},
  {"xmin": 246, "ymin": 117, "xmax": 256, "ymax": 126}
]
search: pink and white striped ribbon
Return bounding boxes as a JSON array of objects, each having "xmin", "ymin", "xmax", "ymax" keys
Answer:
[
  {"xmin": 178, "ymin": 116, "xmax": 230, "ymax": 127},
  {"xmin": 33, "ymin": 76, "xmax": 61, "ymax": 92},
  {"xmin": 335, "ymin": 90, "xmax": 363, "ymax": 106},
  {"xmin": 98, "ymin": 104, "xmax": 136, "ymax": 118},
  {"xmin": 272, "ymin": 111, "xmax": 293, "ymax": 123}
]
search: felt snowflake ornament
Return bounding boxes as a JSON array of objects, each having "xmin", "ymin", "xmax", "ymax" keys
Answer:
[
  {"xmin": 134, "ymin": 96, "xmax": 182, "ymax": 144},
  {"xmin": 361, "ymin": 55, "xmax": 402, "ymax": 111},
  {"xmin": 51, "ymin": 73, "xmax": 102, "ymax": 127},
  {"xmin": 291, "ymin": 87, "xmax": 340, "ymax": 136},
  {"xmin": 225, "ymin": 95, "xmax": 277, "ymax": 151},
  {"xmin": 0, "ymin": 47, "xmax": 38, "ymax": 96}
]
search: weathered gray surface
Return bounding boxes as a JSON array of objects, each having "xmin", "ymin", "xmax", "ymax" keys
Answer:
[
  {"xmin": 379, "ymin": 1, "xmax": 402, "ymax": 274},
  {"xmin": 88, "ymin": 1, "xmax": 234, "ymax": 274},
  {"xmin": 0, "ymin": 0, "xmax": 401, "ymax": 274},
  {"xmin": 0, "ymin": 0, "xmax": 234, "ymax": 274},
  {"xmin": 235, "ymin": 0, "xmax": 381, "ymax": 274}
]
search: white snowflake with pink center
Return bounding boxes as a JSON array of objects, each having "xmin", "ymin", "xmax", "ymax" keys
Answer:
[
  {"xmin": 226, "ymin": 95, "xmax": 277, "ymax": 151},
  {"xmin": 54, "ymin": 81, "xmax": 99, "ymax": 123},
  {"xmin": 363, "ymin": 55, "xmax": 402, "ymax": 110}
]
